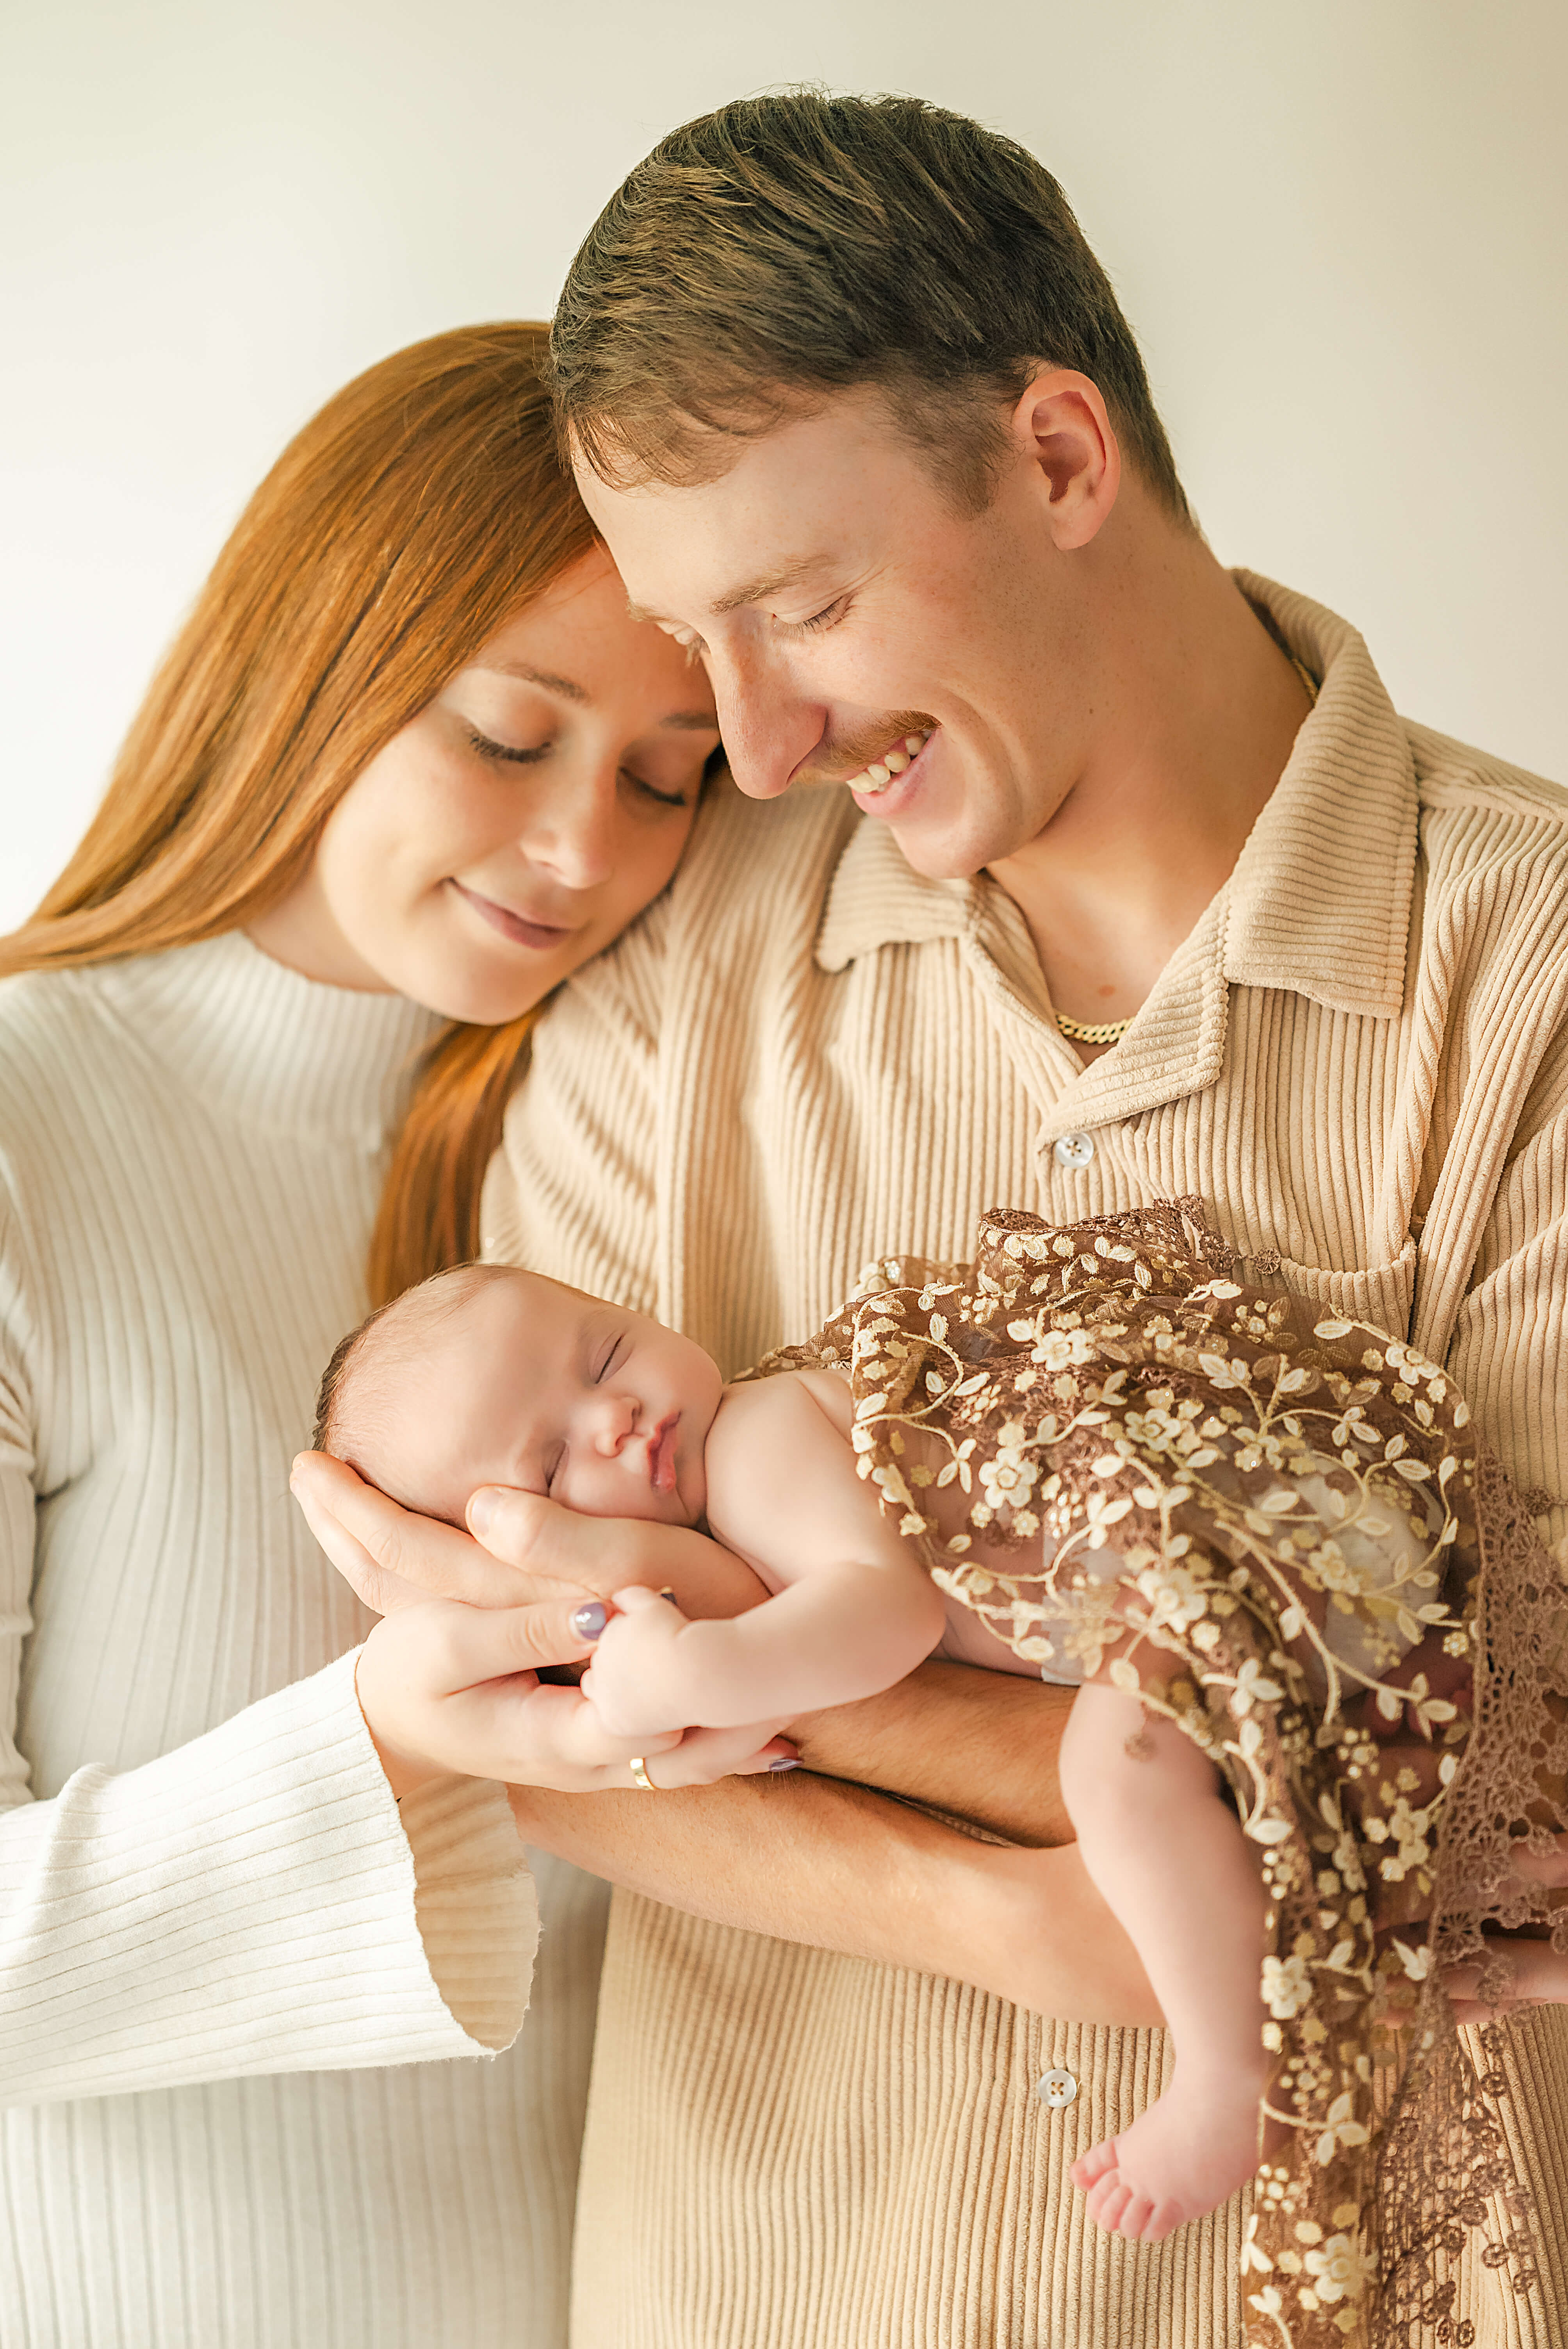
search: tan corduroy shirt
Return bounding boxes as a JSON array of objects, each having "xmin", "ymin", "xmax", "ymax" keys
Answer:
[{"xmin": 484, "ymin": 575, "xmax": 1568, "ymax": 2349}]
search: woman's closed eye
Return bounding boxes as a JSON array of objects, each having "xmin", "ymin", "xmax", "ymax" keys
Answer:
[
  {"xmin": 622, "ymin": 770, "xmax": 692, "ymax": 812},
  {"xmin": 467, "ymin": 725, "xmax": 691, "ymax": 812},
  {"xmin": 465, "ymin": 724, "xmax": 551, "ymax": 766}
]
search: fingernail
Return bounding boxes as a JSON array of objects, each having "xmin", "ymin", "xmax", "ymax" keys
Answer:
[
  {"xmin": 572, "ymin": 1602, "xmax": 609, "ymax": 1641},
  {"xmin": 767, "ymin": 1756, "xmax": 802, "ymax": 1772},
  {"xmin": 468, "ymin": 1489, "xmax": 498, "ymax": 1537}
]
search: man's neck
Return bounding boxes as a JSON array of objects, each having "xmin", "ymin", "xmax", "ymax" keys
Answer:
[{"xmin": 987, "ymin": 535, "xmax": 1312, "ymax": 1059}]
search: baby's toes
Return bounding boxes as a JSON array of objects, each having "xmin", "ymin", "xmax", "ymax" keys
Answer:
[
  {"xmin": 1085, "ymin": 2171, "xmax": 1132, "ymax": 2235},
  {"xmin": 1116, "ymin": 2190, "xmax": 1156, "ymax": 2241},
  {"xmin": 1139, "ymin": 2194, "xmax": 1185, "ymax": 2245},
  {"xmin": 1071, "ymin": 2137, "xmax": 1120, "ymax": 2192}
]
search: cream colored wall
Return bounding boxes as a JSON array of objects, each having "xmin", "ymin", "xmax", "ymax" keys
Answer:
[{"xmin": 4, "ymin": 0, "xmax": 1564, "ymax": 929}]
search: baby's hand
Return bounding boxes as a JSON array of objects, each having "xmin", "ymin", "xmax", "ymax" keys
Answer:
[
  {"xmin": 580, "ymin": 1584, "xmax": 705, "ymax": 1739},
  {"xmin": 581, "ymin": 1586, "xmax": 791, "ymax": 1759}
]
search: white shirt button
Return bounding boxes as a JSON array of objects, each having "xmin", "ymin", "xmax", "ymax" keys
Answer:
[
  {"xmin": 1037, "ymin": 2067, "xmax": 1079, "ymax": 2108},
  {"xmin": 1053, "ymin": 1131, "xmax": 1095, "ymax": 1170}
]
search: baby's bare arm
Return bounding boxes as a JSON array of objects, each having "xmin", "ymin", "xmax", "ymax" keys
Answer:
[{"xmin": 581, "ymin": 1374, "xmax": 947, "ymax": 1737}]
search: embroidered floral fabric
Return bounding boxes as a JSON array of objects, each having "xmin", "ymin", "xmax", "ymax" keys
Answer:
[{"xmin": 743, "ymin": 1204, "xmax": 1568, "ymax": 2349}]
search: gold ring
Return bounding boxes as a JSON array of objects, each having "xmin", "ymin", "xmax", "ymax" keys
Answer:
[{"xmin": 629, "ymin": 1756, "xmax": 658, "ymax": 1790}]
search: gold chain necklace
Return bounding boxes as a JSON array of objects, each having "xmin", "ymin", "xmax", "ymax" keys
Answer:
[
  {"xmin": 1055, "ymin": 654, "xmax": 1320, "ymax": 1051},
  {"xmin": 1055, "ymin": 1009, "xmax": 1135, "ymax": 1045}
]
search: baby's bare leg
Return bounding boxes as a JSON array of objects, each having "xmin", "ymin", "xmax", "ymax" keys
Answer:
[{"xmin": 1060, "ymin": 1682, "xmax": 1269, "ymax": 2242}]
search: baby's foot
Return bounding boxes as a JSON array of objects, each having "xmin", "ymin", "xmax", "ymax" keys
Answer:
[{"xmin": 1069, "ymin": 2073, "xmax": 1264, "ymax": 2242}]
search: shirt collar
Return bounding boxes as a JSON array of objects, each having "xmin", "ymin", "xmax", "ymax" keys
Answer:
[
  {"xmin": 815, "ymin": 574, "xmax": 1419, "ymax": 1126},
  {"xmin": 1221, "ymin": 571, "xmax": 1417, "ymax": 1019}
]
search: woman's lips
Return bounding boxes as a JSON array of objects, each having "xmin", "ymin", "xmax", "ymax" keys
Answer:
[{"xmin": 450, "ymin": 877, "xmax": 577, "ymax": 952}]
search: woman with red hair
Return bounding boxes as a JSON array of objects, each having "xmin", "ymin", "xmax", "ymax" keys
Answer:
[{"xmin": 0, "ymin": 323, "xmax": 779, "ymax": 2346}]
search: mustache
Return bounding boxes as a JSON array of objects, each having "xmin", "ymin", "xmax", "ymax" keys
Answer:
[{"xmin": 793, "ymin": 710, "xmax": 939, "ymax": 788}]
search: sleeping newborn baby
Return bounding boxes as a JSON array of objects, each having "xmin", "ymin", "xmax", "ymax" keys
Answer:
[
  {"xmin": 314, "ymin": 1257, "xmax": 952, "ymax": 1728},
  {"xmin": 312, "ymin": 1214, "xmax": 1529, "ymax": 2307}
]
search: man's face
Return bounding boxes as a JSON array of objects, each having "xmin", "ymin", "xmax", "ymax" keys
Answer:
[{"xmin": 574, "ymin": 390, "xmax": 1102, "ymax": 880}]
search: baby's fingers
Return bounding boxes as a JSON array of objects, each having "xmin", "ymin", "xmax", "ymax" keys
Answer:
[{"xmin": 653, "ymin": 1722, "xmax": 799, "ymax": 1789}]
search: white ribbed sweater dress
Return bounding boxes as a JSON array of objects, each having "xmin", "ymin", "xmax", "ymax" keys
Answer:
[{"xmin": 0, "ymin": 934, "xmax": 606, "ymax": 2348}]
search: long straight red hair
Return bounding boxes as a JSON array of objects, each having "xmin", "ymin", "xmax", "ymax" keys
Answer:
[{"xmin": 0, "ymin": 323, "xmax": 598, "ymax": 1302}]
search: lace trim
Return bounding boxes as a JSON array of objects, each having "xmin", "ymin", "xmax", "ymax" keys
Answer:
[{"xmin": 743, "ymin": 1203, "xmax": 1568, "ymax": 2348}]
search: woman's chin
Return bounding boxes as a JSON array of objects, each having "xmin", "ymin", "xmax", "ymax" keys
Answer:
[{"xmin": 394, "ymin": 955, "xmax": 565, "ymax": 1027}]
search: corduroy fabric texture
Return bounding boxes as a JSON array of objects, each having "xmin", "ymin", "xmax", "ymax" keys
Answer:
[
  {"xmin": 485, "ymin": 576, "xmax": 1568, "ymax": 2348},
  {"xmin": 0, "ymin": 932, "xmax": 607, "ymax": 2348}
]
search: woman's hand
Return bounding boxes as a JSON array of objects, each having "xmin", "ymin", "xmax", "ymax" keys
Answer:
[
  {"xmin": 355, "ymin": 1596, "xmax": 790, "ymax": 1799},
  {"xmin": 291, "ymin": 1454, "xmax": 795, "ymax": 1798},
  {"xmin": 290, "ymin": 1450, "xmax": 767, "ymax": 1620}
]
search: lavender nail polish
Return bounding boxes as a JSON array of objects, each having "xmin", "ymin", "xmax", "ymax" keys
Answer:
[
  {"xmin": 767, "ymin": 1756, "xmax": 802, "ymax": 1772},
  {"xmin": 572, "ymin": 1602, "xmax": 608, "ymax": 1641}
]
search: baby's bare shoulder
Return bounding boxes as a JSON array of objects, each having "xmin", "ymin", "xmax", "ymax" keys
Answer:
[
  {"xmin": 708, "ymin": 1367, "xmax": 853, "ymax": 1465},
  {"xmin": 705, "ymin": 1368, "xmax": 878, "ymax": 1583}
]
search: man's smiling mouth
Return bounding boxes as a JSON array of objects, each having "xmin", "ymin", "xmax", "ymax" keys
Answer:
[{"xmin": 843, "ymin": 728, "xmax": 933, "ymax": 797}]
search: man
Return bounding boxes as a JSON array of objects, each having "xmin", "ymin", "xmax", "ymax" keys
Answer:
[{"xmin": 304, "ymin": 91, "xmax": 1568, "ymax": 2345}]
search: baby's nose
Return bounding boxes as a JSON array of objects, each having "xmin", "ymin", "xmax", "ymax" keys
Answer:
[{"xmin": 591, "ymin": 1394, "xmax": 638, "ymax": 1456}]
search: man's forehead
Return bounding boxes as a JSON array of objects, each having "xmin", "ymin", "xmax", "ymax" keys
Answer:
[{"xmin": 575, "ymin": 396, "xmax": 896, "ymax": 620}]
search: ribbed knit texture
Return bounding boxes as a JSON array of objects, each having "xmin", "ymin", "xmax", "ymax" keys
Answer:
[
  {"xmin": 0, "ymin": 933, "xmax": 608, "ymax": 2347},
  {"xmin": 486, "ymin": 577, "xmax": 1568, "ymax": 2347}
]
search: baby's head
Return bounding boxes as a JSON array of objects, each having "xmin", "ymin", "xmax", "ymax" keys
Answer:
[{"xmin": 314, "ymin": 1263, "xmax": 723, "ymax": 1530}]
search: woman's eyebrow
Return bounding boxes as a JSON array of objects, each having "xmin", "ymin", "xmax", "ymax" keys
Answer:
[
  {"xmin": 475, "ymin": 658, "xmax": 588, "ymax": 702},
  {"xmin": 470, "ymin": 654, "xmax": 713, "ymax": 732}
]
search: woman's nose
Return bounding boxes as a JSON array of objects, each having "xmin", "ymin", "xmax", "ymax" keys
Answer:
[{"xmin": 520, "ymin": 761, "xmax": 620, "ymax": 891}]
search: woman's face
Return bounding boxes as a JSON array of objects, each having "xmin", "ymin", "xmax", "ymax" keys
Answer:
[{"xmin": 252, "ymin": 548, "xmax": 720, "ymax": 1020}]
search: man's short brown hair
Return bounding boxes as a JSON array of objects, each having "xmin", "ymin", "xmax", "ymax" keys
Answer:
[{"xmin": 551, "ymin": 89, "xmax": 1192, "ymax": 522}]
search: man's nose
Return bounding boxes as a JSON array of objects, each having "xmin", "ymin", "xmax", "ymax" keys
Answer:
[{"xmin": 707, "ymin": 643, "xmax": 825, "ymax": 802}]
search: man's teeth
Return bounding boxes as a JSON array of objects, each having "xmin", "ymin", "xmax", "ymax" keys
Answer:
[{"xmin": 853, "ymin": 731, "xmax": 931, "ymax": 796}]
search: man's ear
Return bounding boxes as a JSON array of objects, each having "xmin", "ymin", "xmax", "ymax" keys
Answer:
[{"xmin": 1008, "ymin": 366, "xmax": 1121, "ymax": 550}]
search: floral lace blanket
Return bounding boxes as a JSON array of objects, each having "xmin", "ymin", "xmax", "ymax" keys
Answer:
[{"xmin": 743, "ymin": 1203, "xmax": 1568, "ymax": 2349}]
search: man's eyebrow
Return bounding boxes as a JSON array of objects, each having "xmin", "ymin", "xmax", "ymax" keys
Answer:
[{"xmin": 627, "ymin": 555, "xmax": 829, "ymax": 628}]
